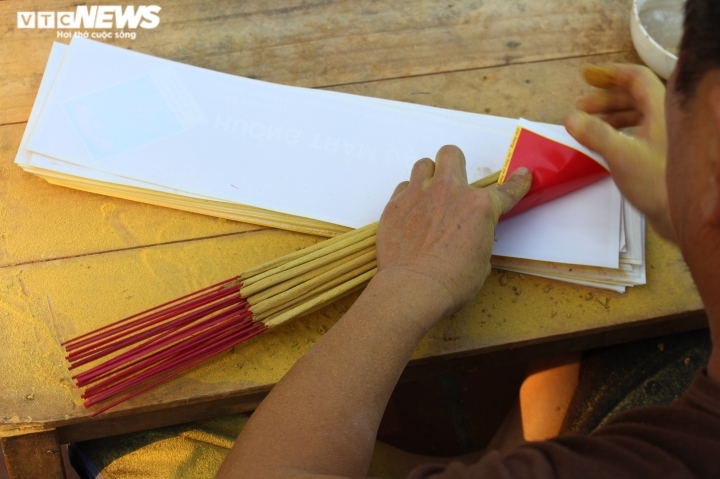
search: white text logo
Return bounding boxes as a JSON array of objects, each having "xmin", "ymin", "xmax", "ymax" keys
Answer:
[{"xmin": 17, "ymin": 6, "xmax": 161, "ymax": 29}]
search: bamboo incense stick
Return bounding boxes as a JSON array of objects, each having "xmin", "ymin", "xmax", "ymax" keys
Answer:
[
  {"xmin": 252, "ymin": 260, "xmax": 378, "ymax": 322},
  {"xmin": 241, "ymin": 235, "xmax": 377, "ymax": 295},
  {"xmin": 263, "ymin": 268, "xmax": 377, "ymax": 328},
  {"xmin": 248, "ymin": 249, "xmax": 376, "ymax": 313},
  {"xmin": 240, "ymin": 221, "xmax": 377, "ymax": 281},
  {"xmin": 246, "ymin": 248, "xmax": 374, "ymax": 305},
  {"xmin": 63, "ymin": 170, "xmax": 500, "ymax": 415}
]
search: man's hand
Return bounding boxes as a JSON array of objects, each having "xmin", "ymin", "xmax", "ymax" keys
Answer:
[
  {"xmin": 564, "ymin": 64, "xmax": 676, "ymax": 241},
  {"xmin": 376, "ymin": 145, "xmax": 532, "ymax": 321}
]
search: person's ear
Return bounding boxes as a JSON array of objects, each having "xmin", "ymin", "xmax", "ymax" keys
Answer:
[{"xmin": 703, "ymin": 80, "xmax": 720, "ymax": 227}]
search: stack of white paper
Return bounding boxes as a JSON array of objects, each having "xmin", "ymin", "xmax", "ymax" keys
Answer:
[{"xmin": 15, "ymin": 39, "xmax": 645, "ymax": 292}]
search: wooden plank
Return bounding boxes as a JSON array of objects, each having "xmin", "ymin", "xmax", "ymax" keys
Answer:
[
  {"xmin": 327, "ymin": 51, "xmax": 645, "ymax": 126},
  {"xmin": 0, "ymin": 429, "xmax": 65, "ymax": 479},
  {"xmin": 57, "ymin": 387, "xmax": 272, "ymax": 444},
  {"xmin": 0, "ymin": 0, "xmax": 633, "ymax": 124}
]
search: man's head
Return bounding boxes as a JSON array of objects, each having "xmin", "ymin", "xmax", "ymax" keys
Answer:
[
  {"xmin": 664, "ymin": 0, "xmax": 720, "ymax": 357},
  {"xmin": 664, "ymin": 0, "xmax": 720, "ymax": 270}
]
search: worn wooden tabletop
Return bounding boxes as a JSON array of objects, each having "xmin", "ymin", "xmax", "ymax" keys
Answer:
[{"xmin": 0, "ymin": 1, "xmax": 705, "ymax": 477}]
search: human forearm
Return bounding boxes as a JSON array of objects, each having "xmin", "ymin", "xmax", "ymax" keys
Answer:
[{"xmin": 216, "ymin": 269, "xmax": 449, "ymax": 479}]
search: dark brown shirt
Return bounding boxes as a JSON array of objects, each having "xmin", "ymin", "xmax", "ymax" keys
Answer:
[{"xmin": 408, "ymin": 369, "xmax": 720, "ymax": 478}]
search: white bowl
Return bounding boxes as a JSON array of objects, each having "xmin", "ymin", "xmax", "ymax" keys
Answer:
[{"xmin": 631, "ymin": 0, "xmax": 682, "ymax": 79}]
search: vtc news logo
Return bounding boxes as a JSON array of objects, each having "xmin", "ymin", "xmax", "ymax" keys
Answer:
[{"xmin": 17, "ymin": 5, "xmax": 161, "ymax": 29}]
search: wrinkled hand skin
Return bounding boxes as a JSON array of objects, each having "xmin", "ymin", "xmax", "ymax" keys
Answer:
[
  {"xmin": 565, "ymin": 64, "xmax": 676, "ymax": 242},
  {"xmin": 376, "ymin": 145, "xmax": 532, "ymax": 320}
]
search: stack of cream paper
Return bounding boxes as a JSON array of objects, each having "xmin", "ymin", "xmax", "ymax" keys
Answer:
[{"xmin": 16, "ymin": 39, "xmax": 645, "ymax": 292}]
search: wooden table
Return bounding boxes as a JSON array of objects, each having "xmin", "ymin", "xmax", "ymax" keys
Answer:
[{"xmin": 0, "ymin": 1, "xmax": 705, "ymax": 477}]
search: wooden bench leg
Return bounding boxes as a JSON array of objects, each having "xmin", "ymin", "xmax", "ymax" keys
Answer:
[{"xmin": 1, "ymin": 430, "xmax": 66, "ymax": 479}]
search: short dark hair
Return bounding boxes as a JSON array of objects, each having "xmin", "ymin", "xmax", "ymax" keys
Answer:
[{"xmin": 675, "ymin": 0, "xmax": 720, "ymax": 103}]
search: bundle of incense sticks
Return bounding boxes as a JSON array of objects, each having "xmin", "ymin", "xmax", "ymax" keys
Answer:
[{"xmin": 63, "ymin": 172, "xmax": 501, "ymax": 415}]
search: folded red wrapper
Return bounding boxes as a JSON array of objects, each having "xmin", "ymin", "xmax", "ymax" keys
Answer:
[{"xmin": 499, "ymin": 127, "xmax": 609, "ymax": 220}]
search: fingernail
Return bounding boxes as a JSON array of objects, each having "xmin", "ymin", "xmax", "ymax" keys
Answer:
[{"xmin": 515, "ymin": 167, "xmax": 530, "ymax": 175}]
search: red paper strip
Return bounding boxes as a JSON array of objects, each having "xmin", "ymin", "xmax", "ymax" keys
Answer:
[{"xmin": 498, "ymin": 127, "xmax": 609, "ymax": 220}]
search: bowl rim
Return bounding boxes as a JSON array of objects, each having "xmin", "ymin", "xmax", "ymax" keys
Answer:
[{"xmin": 631, "ymin": 0, "xmax": 680, "ymax": 61}]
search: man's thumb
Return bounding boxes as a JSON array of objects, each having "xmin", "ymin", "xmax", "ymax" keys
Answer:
[{"xmin": 488, "ymin": 167, "xmax": 532, "ymax": 222}]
